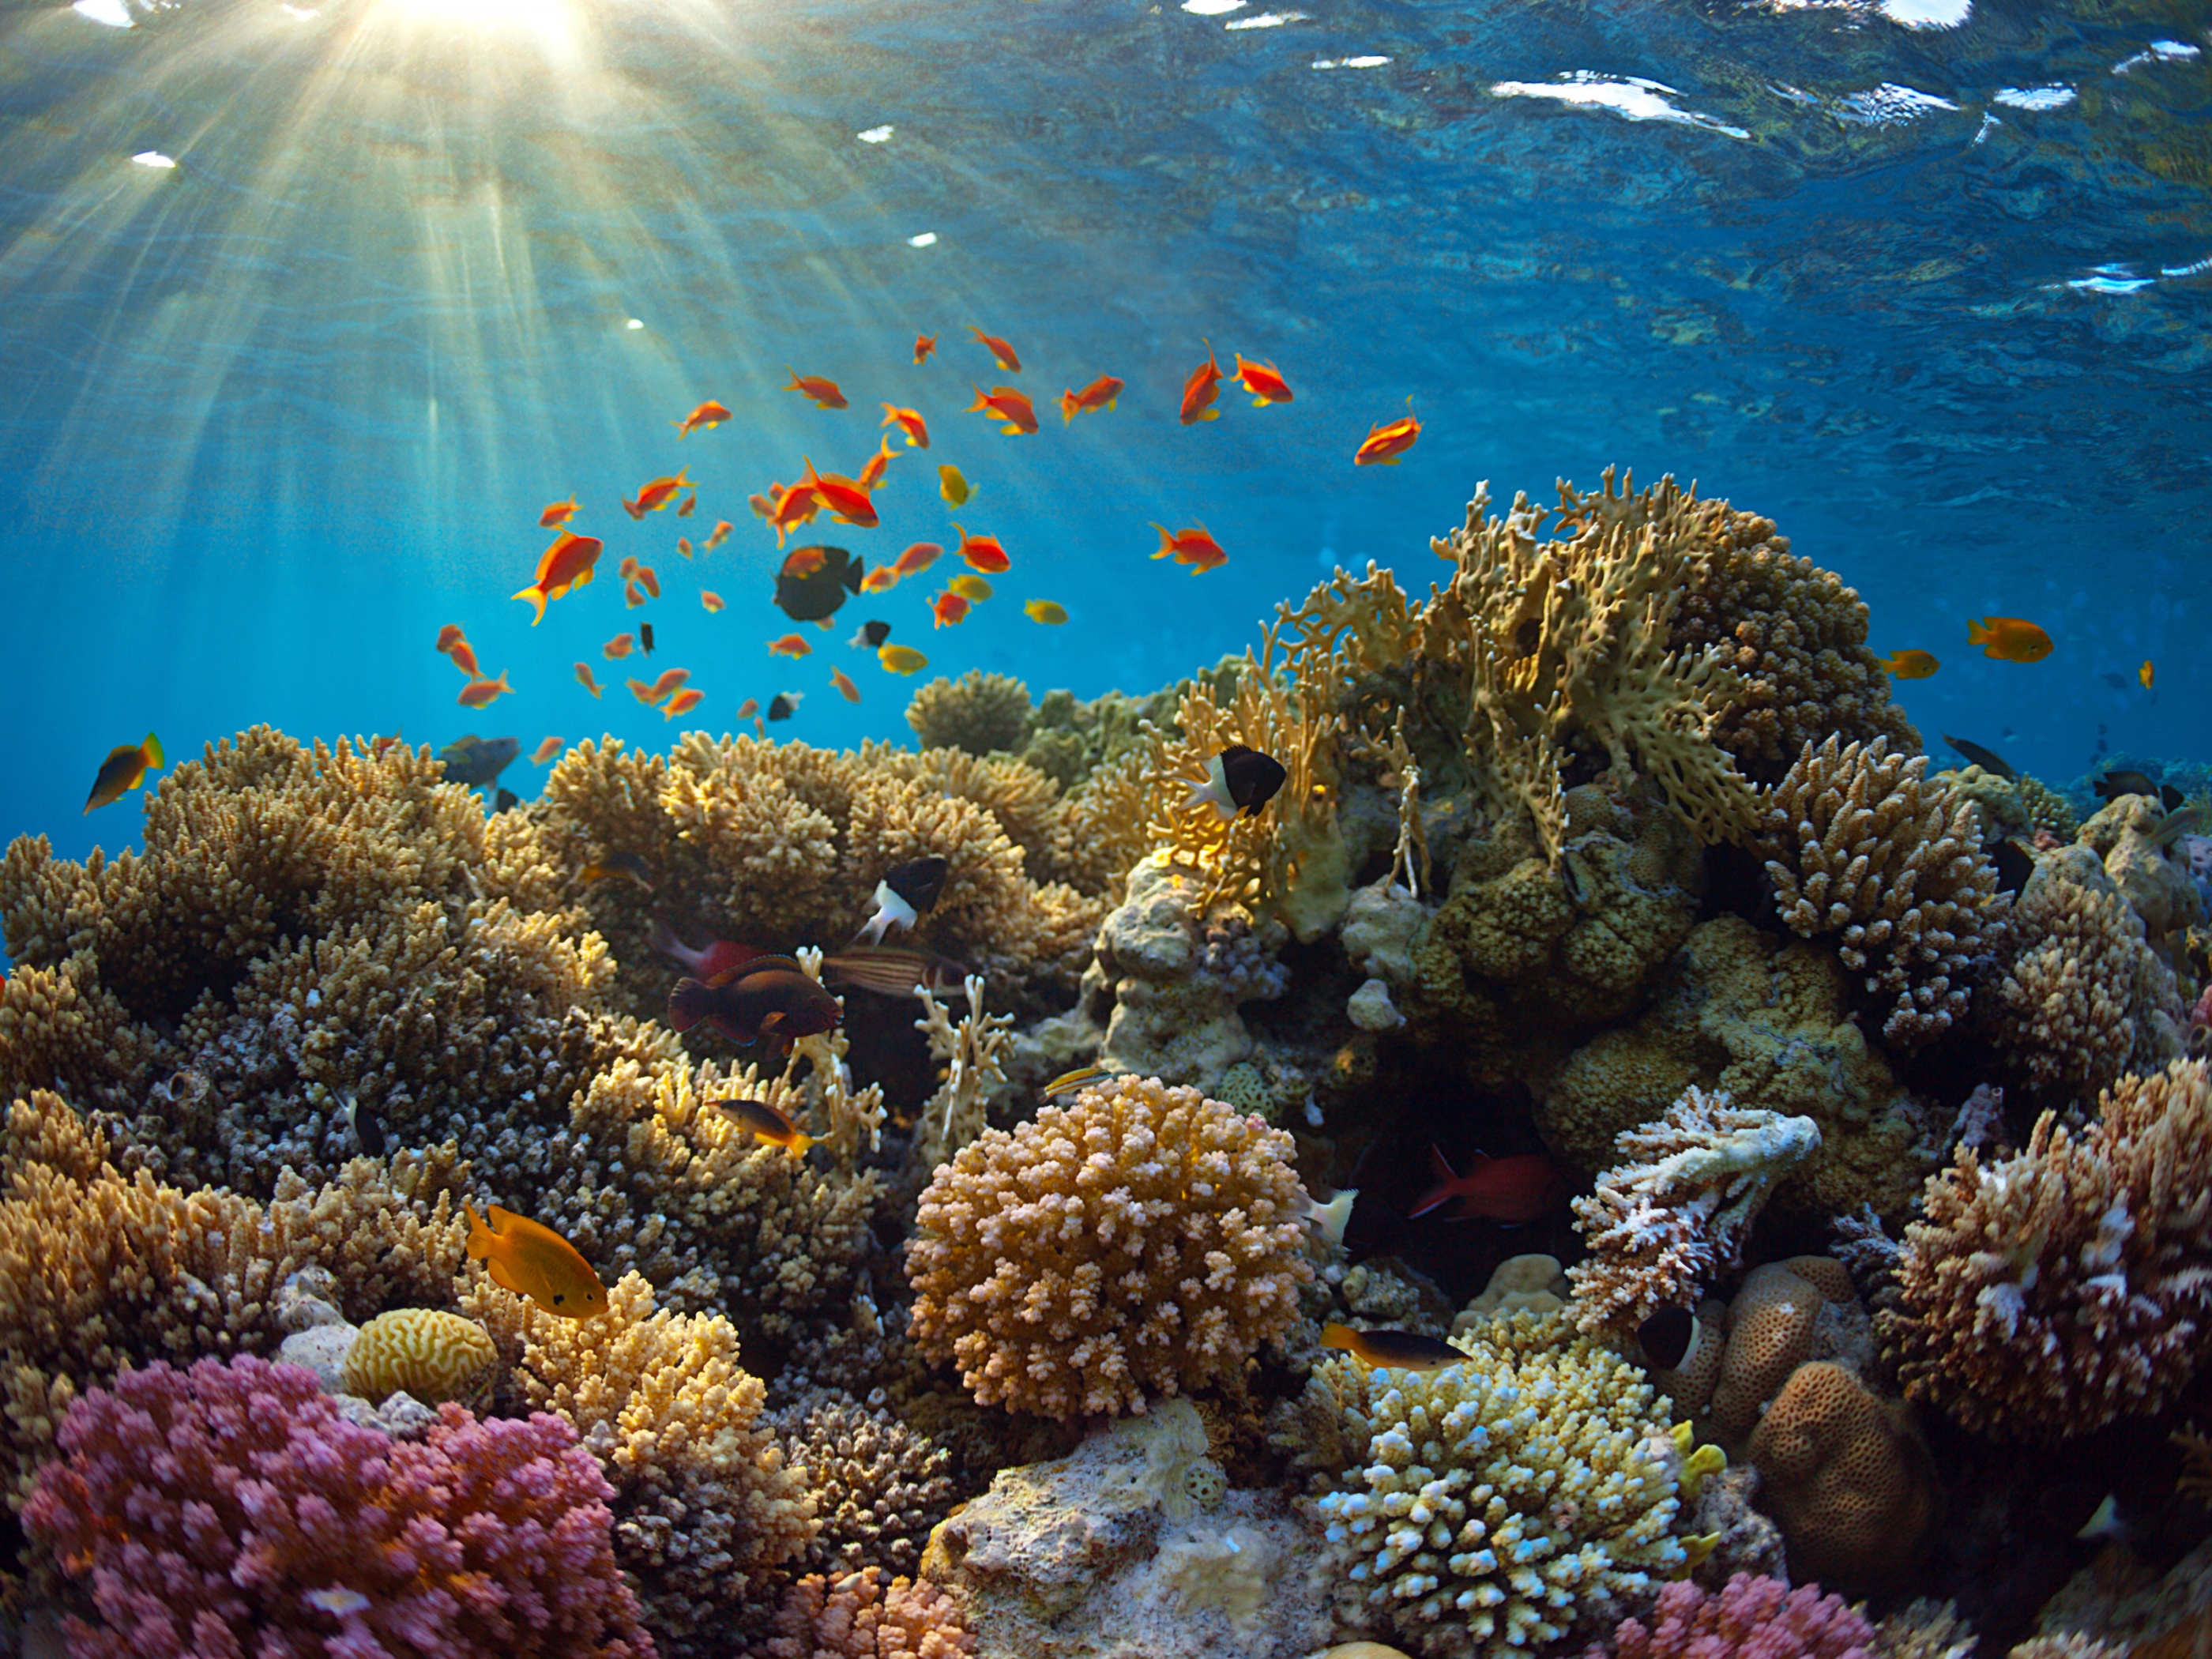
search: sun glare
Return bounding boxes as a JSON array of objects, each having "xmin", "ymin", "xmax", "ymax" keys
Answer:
[{"xmin": 373, "ymin": 0, "xmax": 560, "ymax": 27}]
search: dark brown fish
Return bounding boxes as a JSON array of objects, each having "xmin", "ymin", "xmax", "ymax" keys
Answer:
[
  {"xmin": 668, "ymin": 954, "xmax": 843, "ymax": 1055},
  {"xmin": 2095, "ymin": 769, "xmax": 2164, "ymax": 803},
  {"xmin": 1319, "ymin": 1322, "xmax": 1464, "ymax": 1371},
  {"xmin": 822, "ymin": 946, "xmax": 968, "ymax": 999},
  {"xmin": 1992, "ymin": 838, "xmax": 2034, "ymax": 897},
  {"xmin": 1637, "ymin": 1306, "xmax": 1696, "ymax": 1371},
  {"xmin": 774, "ymin": 544, "xmax": 865, "ymax": 623},
  {"xmin": 1942, "ymin": 735, "xmax": 2015, "ymax": 781}
]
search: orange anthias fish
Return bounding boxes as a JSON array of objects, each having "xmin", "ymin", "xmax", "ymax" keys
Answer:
[
  {"xmin": 83, "ymin": 732, "xmax": 164, "ymax": 814},
  {"xmin": 893, "ymin": 541, "xmax": 942, "ymax": 577},
  {"xmin": 786, "ymin": 367, "xmax": 848, "ymax": 409},
  {"xmin": 574, "ymin": 663, "xmax": 604, "ymax": 698},
  {"xmin": 860, "ymin": 567, "xmax": 901, "ymax": 594},
  {"xmin": 532, "ymin": 735, "xmax": 564, "ymax": 765},
  {"xmin": 881, "ymin": 404, "xmax": 931, "ymax": 449},
  {"xmin": 748, "ymin": 491, "xmax": 776, "ymax": 520},
  {"xmin": 1179, "ymin": 345, "xmax": 1224, "ymax": 424},
  {"xmin": 466, "ymin": 1202, "xmax": 608, "ymax": 1320},
  {"xmin": 1060, "ymin": 374, "xmax": 1123, "ymax": 423},
  {"xmin": 513, "ymin": 530, "xmax": 603, "ymax": 624},
  {"xmin": 539, "ymin": 497, "xmax": 579, "ymax": 528},
  {"xmin": 626, "ymin": 677, "xmax": 659, "ymax": 704},
  {"xmin": 604, "ymin": 634, "xmax": 635, "ymax": 660},
  {"xmin": 637, "ymin": 564, "xmax": 662, "ymax": 600},
  {"xmin": 677, "ymin": 494, "xmax": 697, "ymax": 517},
  {"xmin": 457, "ymin": 671, "xmax": 514, "ymax": 708},
  {"xmin": 705, "ymin": 519, "xmax": 734, "ymax": 550},
  {"xmin": 662, "ymin": 687, "xmax": 706, "ymax": 721},
  {"xmin": 678, "ymin": 536, "xmax": 694, "ymax": 559},
  {"xmin": 2142, "ymin": 659, "xmax": 2156, "ymax": 690},
  {"xmin": 931, "ymin": 591, "xmax": 970, "ymax": 627},
  {"xmin": 967, "ymin": 385, "xmax": 1038, "ymax": 436},
  {"xmin": 1407, "ymin": 1145, "xmax": 1559, "ymax": 1224},
  {"xmin": 1150, "ymin": 522, "xmax": 1226, "ymax": 573},
  {"xmin": 967, "ymin": 325, "xmax": 1021, "ymax": 372},
  {"xmin": 1966, "ymin": 616, "xmax": 2054, "ymax": 663},
  {"xmin": 736, "ymin": 698, "xmax": 760, "ymax": 721},
  {"xmin": 619, "ymin": 555, "xmax": 641, "ymax": 578},
  {"xmin": 446, "ymin": 638, "xmax": 482, "ymax": 678},
  {"xmin": 830, "ymin": 666, "xmax": 861, "ymax": 703},
  {"xmin": 857, "ymin": 436, "xmax": 897, "ymax": 490},
  {"xmin": 802, "ymin": 457, "xmax": 878, "ymax": 527},
  {"xmin": 1233, "ymin": 353, "xmax": 1293, "ymax": 405},
  {"xmin": 623, "ymin": 468, "xmax": 694, "ymax": 520},
  {"xmin": 769, "ymin": 480, "xmax": 822, "ymax": 545},
  {"xmin": 625, "ymin": 581, "xmax": 646, "ymax": 608},
  {"xmin": 702, "ymin": 589, "xmax": 725, "ymax": 613},
  {"xmin": 914, "ymin": 333, "xmax": 937, "ymax": 366},
  {"xmin": 435, "ymin": 623, "xmax": 467, "ymax": 653},
  {"xmin": 673, "ymin": 399, "xmax": 732, "ymax": 438},
  {"xmin": 1878, "ymin": 649, "xmax": 1939, "ymax": 679},
  {"xmin": 770, "ymin": 634, "xmax": 813, "ymax": 658},
  {"xmin": 648, "ymin": 668, "xmax": 691, "ymax": 702},
  {"xmin": 1353, "ymin": 401, "xmax": 1421, "ymax": 466},
  {"xmin": 952, "ymin": 524, "xmax": 1010, "ymax": 573}
]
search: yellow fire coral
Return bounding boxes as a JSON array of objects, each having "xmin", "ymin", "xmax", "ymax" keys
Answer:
[
  {"xmin": 906, "ymin": 1074, "xmax": 1313, "ymax": 1418},
  {"xmin": 1313, "ymin": 1307, "xmax": 1698, "ymax": 1658},
  {"xmin": 1879, "ymin": 1059, "xmax": 2212, "ymax": 1439},
  {"xmin": 1759, "ymin": 735, "xmax": 2007, "ymax": 1046},
  {"xmin": 342, "ymin": 1307, "xmax": 498, "ymax": 1405}
]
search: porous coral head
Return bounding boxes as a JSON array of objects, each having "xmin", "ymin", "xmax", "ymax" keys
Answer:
[
  {"xmin": 1745, "ymin": 1361, "xmax": 1933, "ymax": 1591},
  {"xmin": 906, "ymin": 1073, "xmax": 1312, "ymax": 1418}
]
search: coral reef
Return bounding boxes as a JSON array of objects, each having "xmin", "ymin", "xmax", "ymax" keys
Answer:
[
  {"xmin": 1879, "ymin": 1058, "xmax": 2212, "ymax": 1439},
  {"xmin": 23, "ymin": 1355, "xmax": 653, "ymax": 1657},
  {"xmin": 1758, "ymin": 736, "xmax": 2006, "ymax": 1047},
  {"xmin": 908, "ymin": 1074, "xmax": 1311, "ymax": 1417},
  {"xmin": 756, "ymin": 1571, "xmax": 978, "ymax": 1659},
  {"xmin": 341, "ymin": 1306, "xmax": 498, "ymax": 1405},
  {"xmin": 1591, "ymin": 1572, "xmax": 1878, "ymax": 1659},
  {"xmin": 769, "ymin": 1390, "xmax": 960, "ymax": 1575},
  {"xmin": 905, "ymin": 671, "xmax": 1037, "ymax": 758}
]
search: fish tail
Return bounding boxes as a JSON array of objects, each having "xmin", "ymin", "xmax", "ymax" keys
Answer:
[
  {"xmin": 142, "ymin": 733, "xmax": 165, "ymax": 769},
  {"xmin": 511, "ymin": 584, "xmax": 547, "ymax": 625},
  {"xmin": 464, "ymin": 1202, "xmax": 493, "ymax": 1260},
  {"xmin": 1319, "ymin": 1321, "xmax": 1355, "ymax": 1352},
  {"xmin": 1966, "ymin": 619, "xmax": 1991, "ymax": 643}
]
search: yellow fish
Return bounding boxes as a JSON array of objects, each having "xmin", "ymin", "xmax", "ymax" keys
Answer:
[
  {"xmin": 1877, "ymin": 649, "xmax": 1939, "ymax": 679},
  {"xmin": 83, "ymin": 732, "xmax": 164, "ymax": 814},
  {"xmin": 1024, "ymin": 599, "xmax": 1067, "ymax": 626},
  {"xmin": 465, "ymin": 1203, "xmax": 608, "ymax": 1319},
  {"xmin": 947, "ymin": 574, "xmax": 993, "ymax": 602},
  {"xmin": 1042, "ymin": 1062, "xmax": 1108, "ymax": 1098},
  {"xmin": 2142, "ymin": 659, "xmax": 2155, "ymax": 690},
  {"xmin": 1966, "ymin": 615, "xmax": 2053, "ymax": 664},
  {"xmin": 878, "ymin": 643, "xmax": 930, "ymax": 675},
  {"xmin": 938, "ymin": 464, "xmax": 971, "ymax": 507}
]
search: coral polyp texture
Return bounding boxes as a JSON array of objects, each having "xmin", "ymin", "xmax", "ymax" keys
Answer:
[
  {"xmin": 1590, "ymin": 1571, "xmax": 1878, "ymax": 1659},
  {"xmin": 755, "ymin": 1570, "xmax": 977, "ymax": 1659},
  {"xmin": 906, "ymin": 1072, "xmax": 1312, "ymax": 1417},
  {"xmin": 1879, "ymin": 1058, "xmax": 2212, "ymax": 1439},
  {"xmin": 1758, "ymin": 735, "xmax": 2005, "ymax": 1046},
  {"xmin": 22, "ymin": 1355, "xmax": 654, "ymax": 1658},
  {"xmin": 1312, "ymin": 1308, "xmax": 1696, "ymax": 1659}
]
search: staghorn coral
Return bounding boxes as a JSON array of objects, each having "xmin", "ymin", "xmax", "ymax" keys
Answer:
[
  {"xmin": 1567, "ymin": 1085, "xmax": 1822, "ymax": 1337},
  {"xmin": 340, "ymin": 1307, "xmax": 498, "ymax": 1405},
  {"xmin": 1590, "ymin": 1572, "xmax": 1878, "ymax": 1659},
  {"xmin": 1879, "ymin": 1058, "xmax": 2212, "ymax": 1440},
  {"xmin": 907, "ymin": 1073, "xmax": 1312, "ymax": 1418},
  {"xmin": 768, "ymin": 1390, "xmax": 961, "ymax": 1574},
  {"xmin": 1992, "ymin": 845, "xmax": 2184, "ymax": 1102},
  {"xmin": 912, "ymin": 972, "xmax": 1014, "ymax": 1172},
  {"xmin": 1312, "ymin": 1307, "xmax": 1698, "ymax": 1659},
  {"xmin": 23, "ymin": 1355, "xmax": 653, "ymax": 1658},
  {"xmin": 1745, "ymin": 1361, "xmax": 1934, "ymax": 1591},
  {"xmin": 1759, "ymin": 736, "xmax": 2007, "ymax": 1047},
  {"xmin": 755, "ymin": 1571, "xmax": 976, "ymax": 1659},
  {"xmin": 463, "ymin": 1268, "xmax": 816, "ymax": 1653},
  {"xmin": 905, "ymin": 670, "xmax": 1036, "ymax": 757}
]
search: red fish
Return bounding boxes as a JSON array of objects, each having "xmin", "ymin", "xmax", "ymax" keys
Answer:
[
  {"xmin": 1151, "ymin": 522, "xmax": 1225, "ymax": 573},
  {"xmin": 435, "ymin": 623, "xmax": 467, "ymax": 653},
  {"xmin": 662, "ymin": 688, "xmax": 705, "ymax": 720},
  {"xmin": 967, "ymin": 385, "xmax": 1038, "ymax": 436},
  {"xmin": 539, "ymin": 498, "xmax": 579, "ymax": 528},
  {"xmin": 457, "ymin": 671, "xmax": 513, "ymax": 708},
  {"xmin": 967, "ymin": 325, "xmax": 1021, "ymax": 372},
  {"xmin": 677, "ymin": 493, "xmax": 697, "ymax": 517},
  {"xmin": 623, "ymin": 468, "xmax": 693, "ymax": 520},
  {"xmin": 830, "ymin": 666, "xmax": 861, "ymax": 703},
  {"xmin": 914, "ymin": 333, "xmax": 937, "ymax": 366},
  {"xmin": 704, "ymin": 519, "xmax": 734, "ymax": 550},
  {"xmin": 1180, "ymin": 345, "xmax": 1224, "ymax": 424},
  {"xmin": 513, "ymin": 530, "xmax": 603, "ymax": 624},
  {"xmin": 881, "ymin": 404, "xmax": 931, "ymax": 449},
  {"xmin": 786, "ymin": 368, "xmax": 848, "ymax": 409},
  {"xmin": 604, "ymin": 634, "xmax": 635, "ymax": 659},
  {"xmin": 678, "ymin": 536, "xmax": 694, "ymax": 559},
  {"xmin": 952, "ymin": 524, "xmax": 1010, "ymax": 574},
  {"xmin": 619, "ymin": 556, "xmax": 641, "ymax": 579},
  {"xmin": 769, "ymin": 634, "xmax": 812, "ymax": 658},
  {"xmin": 801, "ymin": 457, "xmax": 878, "ymax": 527},
  {"xmin": 857, "ymin": 435, "xmax": 897, "ymax": 490},
  {"xmin": 1060, "ymin": 374, "xmax": 1123, "ymax": 423},
  {"xmin": 748, "ymin": 491, "xmax": 777, "ymax": 521},
  {"xmin": 1233, "ymin": 353, "xmax": 1293, "ymax": 405},
  {"xmin": 574, "ymin": 663, "xmax": 604, "ymax": 698},
  {"xmin": 931, "ymin": 591, "xmax": 970, "ymax": 627},
  {"xmin": 1353, "ymin": 401, "xmax": 1421, "ymax": 466},
  {"xmin": 768, "ymin": 480, "xmax": 822, "ymax": 545},
  {"xmin": 1407, "ymin": 1146, "xmax": 1559, "ymax": 1224},
  {"xmin": 625, "ymin": 581, "xmax": 646, "ymax": 608},
  {"xmin": 893, "ymin": 541, "xmax": 942, "ymax": 577},
  {"xmin": 701, "ymin": 589, "xmax": 724, "ymax": 613},
  {"xmin": 673, "ymin": 399, "xmax": 731, "ymax": 438},
  {"xmin": 649, "ymin": 917, "xmax": 763, "ymax": 980},
  {"xmin": 735, "ymin": 698, "xmax": 760, "ymax": 721}
]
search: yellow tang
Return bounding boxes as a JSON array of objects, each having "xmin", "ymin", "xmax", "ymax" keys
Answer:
[
  {"xmin": 937, "ymin": 464, "xmax": 971, "ymax": 507},
  {"xmin": 466, "ymin": 1203, "xmax": 609, "ymax": 1320},
  {"xmin": 878, "ymin": 643, "xmax": 929, "ymax": 675},
  {"xmin": 1024, "ymin": 599, "xmax": 1067, "ymax": 626},
  {"xmin": 948, "ymin": 574, "xmax": 993, "ymax": 602}
]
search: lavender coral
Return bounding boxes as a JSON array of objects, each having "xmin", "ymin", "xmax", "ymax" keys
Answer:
[
  {"xmin": 907, "ymin": 1073, "xmax": 1312, "ymax": 1417},
  {"xmin": 22, "ymin": 1354, "xmax": 653, "ymax": 1657},
  {"xmin": 1592, "ymin": 1572, "xmax": 1876, "ymax": 1659}
]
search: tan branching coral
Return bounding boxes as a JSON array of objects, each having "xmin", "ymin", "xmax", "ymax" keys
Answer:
[
  {"xmin": 769, "ymin": 1390, "xmax": 959, "ymax": 1574},
  {"xmin": 907, "ymin": 1074, "xmax": 1312, "ymax": 1418},
  {"xmin": 1568, "ymin": 1085, "xmax": 1822, "ymax": 1336},
  {"xmin": 1993, "ymin": 845, "xmax": 2184, "ymax": 1100},
  {"xmin": 2018, "ymin": 776, "xmax": 2080, "ymax": 843},
  {"xmin": 911, "ymin": 973, "xmax": 1014, "ymax": 1172},
  {"xmin": 757, "ymin": 1571, "xmax": 976, "ymax": 1659},
  {"xmin": 1878, "ymin": 1059, "xmax": 2212, "ymax": 1439},
  {"xmin": 1759, "ymin": 735, "xmax": 2007, "ymax": 1045},
  {"xmin": 905, "ymin": 671, "xmax": 1035, "ymax": 757}
]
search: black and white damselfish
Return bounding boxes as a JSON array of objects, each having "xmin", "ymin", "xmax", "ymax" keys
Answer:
[{"xmin": 1186, "ymin": 744, "xmax": 1287, "ymax": 821}]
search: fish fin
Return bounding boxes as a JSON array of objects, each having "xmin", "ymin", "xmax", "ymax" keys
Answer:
[
  {"xmin": 511, "ymin": 585, "xmax": 547, "ymax": 625},
  {"xmin": 1199, "ymin": 408, "xmax": 1218, "ymax": 420},
  {"xmin": 486, "ymin": 1256, "xmax": 527, "ymax": 1296},
  {"xmin": 465, "ymin": 1202, "xmax": 492, "ymax": 1258},
  {"xmin": 142, "ymin": 733, "xmax": 165, "ymax": 769},
  {"xmin": 1427, "ymin": 1144, "xmax": 1458, "ymax": 1183}
]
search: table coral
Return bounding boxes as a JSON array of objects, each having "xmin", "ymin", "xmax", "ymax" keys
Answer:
[
  {"xmin": 1312, "ymin": 1307, "xmax": 1697, "ymax": 1659},
  {"xmin": 907, "ymin": 1073, "xmax": 1312, "ymax": 1418},
  {"xmin": 22, "ymin": 1354, "xmax": 654, "ymax": 1658},
  {"xmin": 1591, "ymin": 1572, "xmax": 1877, "ymax": 1659},
  {"xmin": 1567, "ymin": 1085, "xmax": 1822, "ymax": 1337},
  {"xmin": 1758, "ymin": 735, "xmax": 2006, "ymax": 1047},
  {"xmin": 905, "ymin": 670, "xmax": 1036, "ymax": 757},
  {"xmin": 1879, "ymin": 1058, "xmax": 2212, "ymax": 1440}
]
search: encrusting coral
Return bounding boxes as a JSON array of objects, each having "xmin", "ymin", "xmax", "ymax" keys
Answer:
[
  {"xmin": 23, "ymin": 1355, "xmax": 655, "ymax": 1658},
  {"xmin": 905, "ymin": 670, "xmax": 1036, "ymax": 758},
  {"xmin": 907, "ymin": 1073, "xmax": 1312, "ymax": 1418},
  {"xmin": 1879, "ymin": 1057, "xmax": 2212, "ymax": 1440},
  {"xmin": 1759, "ymin": 735, "xmax": 2007, "ymax": 1047},
  {"xmin": 1567, "ymin": 1085, "xmax": 1821, "ymax": 1337},
  {"xmin": 1589, "ymin": 1571, "xmax": 1878, "ymax": 1659}
]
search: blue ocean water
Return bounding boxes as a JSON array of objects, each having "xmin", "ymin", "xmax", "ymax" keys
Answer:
[{"xmin": 1, "ymin": 0, "xmax": 2206, "ymax": 906}]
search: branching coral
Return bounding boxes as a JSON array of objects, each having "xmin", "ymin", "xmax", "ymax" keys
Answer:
[
  {"xmin": 1567, "ymin": 1085, "xmax": 1822, "ymax": 1337},
  {"xmin": 23, "ymin": 1355, "xmax": 654, "ymax": 1658},
  {"xmin": 905, "ymin": 671, "xmax": 1036, "ymax": 757},
  {"xmin": 1313, "ymin": 1307, "xmax": 1697, "ymax": 1659},
  {"xmin": 1759, "ymin": 735, "xmax": 2007, "ymax": 1046},
  {"xmin": 1591, "ymin": 1572, "xmax": 1878, "ymax": 1659},
  {"xmin": 755, "ymin": 1571, "xmax": 977, "ymax": 1659},
  {"xmin": 1878, "ymin": 1058, "xmax": 2212, "ymax": 1440},
  {"xmin": 769, "ymin": 1390, "xmax": 960, "ymax": 1574},
  {"xmin": 907, "ymin": 1074, "xmax": 1312, "ymax": 1417},
  {"xmin": 912, "ymin": 972, "xmax": 1014, "ymax": 1172}
]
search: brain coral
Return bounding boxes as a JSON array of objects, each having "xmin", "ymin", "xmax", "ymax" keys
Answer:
[
  {"xmin": 906, "ymin": 1073, "xmax": 1313, "ymax": 1418},
  {"xmin": 342, "ymin": 1307, "xmax": 498, "ymax": 1405},
  {"xmin": 1314, "ymin": 1308, "xmax": 1695, "ymax": 1659}
]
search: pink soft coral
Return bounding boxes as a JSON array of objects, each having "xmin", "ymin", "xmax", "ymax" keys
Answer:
[
  {"xmin": 1594, "ymin": 1574, "xmax": 1875, "ymax": 1659},
  {"xmin": 24, "ymin": 1354, "xmax": 655, "ymax": 1658}
]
